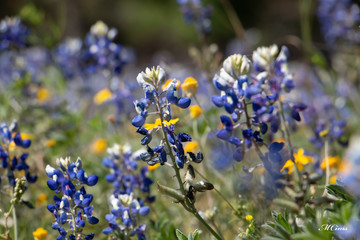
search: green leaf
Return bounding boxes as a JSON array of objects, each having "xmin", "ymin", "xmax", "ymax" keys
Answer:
[
  {"xmin": 192, "ymin": 229, "xmax": 199, "ymax": 240},
  {"xmin": 326, "ymin": 184, "xmax": 356, "ymax": 202},
  {"xmin": 176, "ymin": 229, "xmax": 188, "ymax": 240}
]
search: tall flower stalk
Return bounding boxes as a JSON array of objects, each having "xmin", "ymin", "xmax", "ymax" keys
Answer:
[{"xmin": 131, "ymin": 66, "xmax": 222, "ymax": 239}]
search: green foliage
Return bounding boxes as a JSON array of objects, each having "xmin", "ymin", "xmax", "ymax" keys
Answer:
[
  {"xmin": 176, "ymin": 229, "xmax": 200, "ymax": 240},
  {"xmin": 149, "ymin": 214, "xmax": 177, "ymax": 240}
]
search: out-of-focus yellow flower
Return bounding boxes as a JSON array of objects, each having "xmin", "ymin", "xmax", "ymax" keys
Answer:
[
  {"xmin": 33, "ymin": 227, "xmax": 48, "ymax": 240},
  {"xmin": 258, "ymin": 167, "xmax": 265, "ymax": 174},
  {"xmin": 181, "ymin": 77, "xmax": 198, "ymax": 97},
  {"xmin": 37, "ymin": 87, "xmax": 51, "ymax": 104},
  {"xmin": 162, "ymin": 79, "xmax": 180, "ymax": 91},
  {"xmin": 90, "ymin": 138, "xmax": 108, "ymax": 154},
  {"xmin": 330, "ymin": 175, "xmax": 337, "ymax": 184},
  {"xmin": 320, "ymin": 156, "xmax": 341, "ymax": 170},
  {"xmin": 45, "ymin": 139, "xmax": 56, "ymax": 147},
  {"xmin": 148, "ymin": 163, "xmax": 160, "ymax": 171},
  {"xmin": 184, "ymin": 141, "xmax": 198, "ymax": 153},
  {"xmin": 36, "ymin": 193, "xmax": 48, "ymax": 205},
  {"xmin": 189, "ymin": 105, "xmax": 203, "ymax": 119},
  {"xmin": 281, "ymin": 148, "xmax": 313, "ymax": 174},
  {"xmin": 245, "ymin": 215, "xmax": 253, "ymax": 222},
  {"xmin": 144, "ymin": 118, "xmax": 179, "ymax": 130},
  {"xmin": 94, "ymin": 88, "xmax": 113, "ymax": 105}
]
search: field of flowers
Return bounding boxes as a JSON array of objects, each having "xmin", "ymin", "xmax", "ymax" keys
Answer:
[{"xmin": 1, "ymin": 0, "xmax": 360, "ymax": 239}]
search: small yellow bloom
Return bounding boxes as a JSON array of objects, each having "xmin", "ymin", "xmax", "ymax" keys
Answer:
[
  {"xmin": 148, "ymin": 163, "xmax": 160, "ymax": 171},
  {"xmin": 144, "ymin": 118, "xmax": 179, "ymax": 130},
  {"xmin": 90, "ymin": 138, "xmax": 108, "ymax": 154},
  {"xmin": 45, "ymin": 139, "xmax": 56, "ymax": 147},
  {"xmin": 184, "ymin": 141, "xmax": 199, "ymax": 153},
  {"xmin": 189, "ymin": 105, "xmax": 203, "ymax": 119},
  {"xmin": 281, "ymin": 148, "xmax": 313, "ymax": 174},
  {"xmin": 245, "ymin": 215, "xmax": 253, "ymax": 222},
  {"xmin": 181, "ymin": 77, "xmax": 198, "ymax": 97},
  {"xmin": 320, "ymin": 156, "xmax": 341, "ymax": 170},
  {"xmin": 93, "ymin": 88, "xmax": 113, "ymax": 105},
  {"xmin": 33, "ymin": 227, "xmax": 48, "ymax": 240},
  {"xmin": 258, "ymin": 167, "xmax": 265, "ymax": 174},
  {"xmin": 37, "ymin": 87, "xmax": 51, "ymax": 104},
  {"xmin": 319, "ymin": 129, "xmax": 329, "ymax": 137},
  {"xmin": 330, "ymin": 175, "xmax": 337, "ymax": 184},
  {"xmin": 162, "ymin": 79, "xmax": 180, "ymax": 91},
  {"xmin": 36, "ymin": 193, "xmax": 48, "ymax": 205}
]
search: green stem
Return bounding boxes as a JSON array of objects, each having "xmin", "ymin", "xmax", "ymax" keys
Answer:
[
  {"xmin": 12, "ymin": 206, "xmax": 17, "ymax": 240},
  {"xmin": 220, "ymin": 0, "xmax": 246, "ymax": 40},
  {"xmin": 193, "ymin": 168, "xmax": 237, "ymax": 214},
  {"xmin": 300, "ymin": 0, "xmax": 313, "ymax": 57},
  {"xmin": 154, "ymin": 97, "xmax": 222, "ymax": 240},
  {"xmin": 323, "ymin": 139, "xmax": 330, "ymax": 196}
]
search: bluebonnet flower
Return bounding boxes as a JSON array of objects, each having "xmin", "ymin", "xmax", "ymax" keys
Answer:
[
  {"xmin": 0, "ymin": 17, "xmax": 29, "ymax": 50},
  {"xmin": 46, "ymin": 157, "xmax": 98, "ymax": 240},
  {"xmin": 130, "ymin": 66, "xmax": 200, "ymax": 169},
  {"xmin": 102, "ymin": 143, "xmax": 153, "ymax": 238},
  {"xmin": 212, "ymin": 45, "xmax": 306, "ymax": 165},
  {"xmin": 54, "ymin": 38, "xmax": 83, "ymax": 79},
  {"xmin": 83, "ymin": 21, "xmax": 127, "ymax": 76},
  {"xmin": 0, "ymin": 46, "xmax": 50, "ymax": 83},
  {"xmin": 54, "ymin": 21, "xmax": 129, "ymax": 79},
  {"xmin": 177, "ymin": 0, "xmax": 213, "ymax": 35},
  {"xmin": 0, "ymin": 121, "xmax": 37, "ymax": 187},
  {"xmin": 317, "ymin": 0, "xmax": 360, "ymax": 45}
]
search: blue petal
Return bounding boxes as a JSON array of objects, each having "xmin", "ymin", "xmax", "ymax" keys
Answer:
[
  {"xmin": 216, "ymin": 129, "xmax": 231, "ymax": 140},
  {"xmin": 139, "ymin": 206, "xmax": 150, "ymax": 216},
  {"xmin": 131, "ymin": 115, "xmax": 145, "ymax": 127},
  {"xmin": 212, "ymin": 95, "xmax": 224, "ymax": 107},
  {"xmin": 176, "ymin": 97, "xmax": 191, "ymax": 108},
  {"xmin": 269, "ymin": 142, "xmax": 284, "ymax": 152},
  {"xmin": 87, "ymin": 175, "xmax": 98, "ymax": 186}
]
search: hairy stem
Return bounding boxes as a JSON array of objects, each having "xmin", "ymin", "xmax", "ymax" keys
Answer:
[{"xmin": 154, "ymin": 97, "xmax": 222, "ymax": 240}]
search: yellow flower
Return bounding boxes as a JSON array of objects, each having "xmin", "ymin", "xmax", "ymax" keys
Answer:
[
  {"xmin": 330, "ymin": 175, "xmax": 337, "ymax": 184},
  {"xmin": 245, "ymin": 215, "xmax": 253, "ymax": 222},
  {"xmin": 37, "ymin": 87, "xmax": 51, "ymax": 104},
  {"xmin": 184, "ymin": 141, "xmax": 198, "ymax": 153},
  {"xmin": 144, "ymin": 118, "xmax": 179, "ymax": 130},
  {"xmin": 90, "ymin": 138, "xmax": 108, "ymax": 154},
  {"xmin": 280, "ymin": 148, "xmax": 313, "ymax": 174},
  {"xmin": 162, "ymin": 79, "xmax": 180, "ymax": 91},
  {"xmin": 33, "ymin": 227, "xmax": 48, "ymax": 240},
  {"xmin": 320, "ymin": 156, "xmax": 340, "ymax": 170},
  {"xmin": 36, "ymin": 193, "xmax": 48, "ymax": 205},
  {"xmin": 45, "ymin": 139, "xmax": 56, "ymax": 147},
  {"xmin": 258, "ymin": 167, "xmax": 265, "ymax": 174},
  {"xmin": 181, "ymin": 77, "xmax": 198, "ymax": 97},
  {"xmin": 148, "ymin": 163, "xmax": 160, "ymax": 171},
  {"xmin": 93, "ymin": 88, "xmax": 113, "ymax": 105},
  {"xmin": 189, "ymin": 105, "xmax": 203, "ymax": 119}
]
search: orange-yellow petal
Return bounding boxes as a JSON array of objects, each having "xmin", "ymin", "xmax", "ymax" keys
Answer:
[
  {"xmin": 94, "ymin": 88, "xmax": 113, "ymax": 105},
  {"xmin": 148, "ymin": 163, "xmax": 160, "ymax": 171},
  {"xmin": 33, "ymin": 227, "xmax": 48, "ymax": 240},
  {"xmin": 320, "ymin": 156, "xmax": 340, "ymax": 170},
  {"xmin": 37, "ymin": 87, "xmax": 51, "ymax": 104},
  {"xmin": 181, "ymin": 77, "xmax": 198, "ymax": 97},
  {"xmin": 90, "ymin": 138, "xmax": 108, "ymax": 154},
  {"xmin": 184, "ymin": 141, "xmax": 199, "ymax": 153},
  {"xmin": 189, "ymin": 105, "xmax": 203, "ymax": 119}
]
